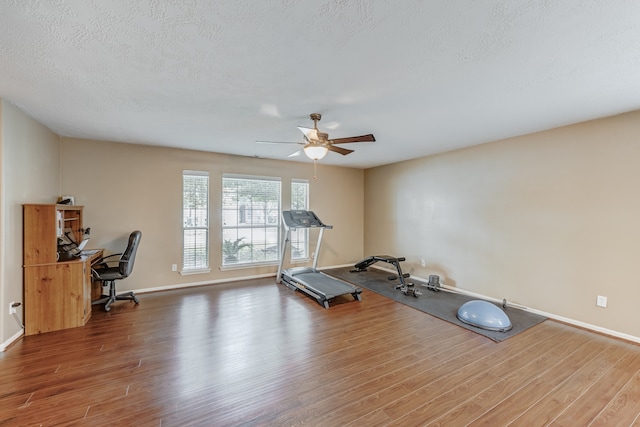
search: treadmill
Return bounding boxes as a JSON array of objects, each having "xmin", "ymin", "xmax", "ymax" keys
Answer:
[{"xmin": 277, "ymin": 210, "xmax": 362, "ymax": 308}]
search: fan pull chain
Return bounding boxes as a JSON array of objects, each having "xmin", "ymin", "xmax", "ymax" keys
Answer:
[{"xmin": 313, "ymin": 160, "xmax": 318, "ymax": 181}]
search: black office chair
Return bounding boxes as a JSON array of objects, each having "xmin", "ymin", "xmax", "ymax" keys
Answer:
[{"xmin": 91, "ymin": 230, "xmax": 142, "ymax": 312}]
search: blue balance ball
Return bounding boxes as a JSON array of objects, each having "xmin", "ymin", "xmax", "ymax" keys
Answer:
[{"xmin": 457, "ymin": 300, "xmax": 512, "ymax": 332}]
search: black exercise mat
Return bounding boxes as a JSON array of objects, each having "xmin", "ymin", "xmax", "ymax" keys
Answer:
[{"xmin": 325, "ymin": 266, "xmax": 547, "ymax": 342}]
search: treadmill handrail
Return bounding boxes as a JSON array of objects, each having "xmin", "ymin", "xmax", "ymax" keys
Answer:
[{"xmin": 277, "ymin": 210, "xmax": 330, "ymax": 282}]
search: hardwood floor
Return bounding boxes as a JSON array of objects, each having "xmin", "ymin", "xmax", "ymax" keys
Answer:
[{"xmin": 2, "ymin": 277, "xmax": 640, "ymax": 426}]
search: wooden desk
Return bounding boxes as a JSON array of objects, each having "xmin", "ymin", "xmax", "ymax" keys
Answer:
[{"xmin": 24, "ymin": 249, "xmax": 103, "ymax": 335}]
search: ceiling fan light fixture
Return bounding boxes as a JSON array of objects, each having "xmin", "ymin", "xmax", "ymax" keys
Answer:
[{"xmin": 303, "ymin": 144, "xmax": 328, "ymax": 160}]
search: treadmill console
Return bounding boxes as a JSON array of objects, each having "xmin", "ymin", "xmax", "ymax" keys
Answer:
[{"xmin": 282, "ymin": 210, "xmax": 326, "ymax": 229}]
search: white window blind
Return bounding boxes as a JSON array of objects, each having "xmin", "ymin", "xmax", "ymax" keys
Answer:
[
  {"xmin": 222, "ymin": 175, "xmax": 281, "ymax": 266},
  {"xmin": 183, "ymin": 171, "xmax": 209, "ymax": 271},
  {"xmin": 290, "ymin": 179, "xmax": 309, "ymax": 260}
]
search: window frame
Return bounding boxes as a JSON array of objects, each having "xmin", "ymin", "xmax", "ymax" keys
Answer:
[
  {"xmin": 182, "ymin": 170, "xmax": 211, "ymax": 274},
  {"xmin": 221, "ymin": 174, "xmax": 282, "ymax": 268},
  {"xmin": 290, "ymin": 179, "xmax": 310, "ymax": 261}
]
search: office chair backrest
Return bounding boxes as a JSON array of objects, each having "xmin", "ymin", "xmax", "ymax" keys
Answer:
[{"xmin": 119, "ymin": 230, "xmax": 142, "ymax": 277}]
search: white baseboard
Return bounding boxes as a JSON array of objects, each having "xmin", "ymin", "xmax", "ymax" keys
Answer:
[
  {"xmin": 1, "ymin": 328, "xmax": 24, "ymax": 352},
  {"xmin": 409, "ymin": 271, "xmax": 640, "ymax": 344},
  {"xmin": 132, "ymin": 272, "xmax": 278, "ymax": 294}
]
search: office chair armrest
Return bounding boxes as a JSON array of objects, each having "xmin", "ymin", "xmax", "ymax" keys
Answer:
[
  {"xmin": 92, "ymin": 253, "xmax": 123, "ymax": 271},
  {"xmin": 91, "ymin": 256, "xmax": 133, "ymax": 281},
  {"xmin": 95, "ymin": 253, "xmax": 122, "ymax": 262}
]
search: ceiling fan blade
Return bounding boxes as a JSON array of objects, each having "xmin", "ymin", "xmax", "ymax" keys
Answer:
[
  {"xmin": 297, "ymin": 126, "xmax": 319, "ymax": 140},
  {"xmin": 256, "ymin": 140, "xmax": 303, "ymax": 145},
  {"xmin": 288, "ymin": 149, "xmax": 303, "ymax": 157},
  {"xmin": 329, "ymin": 134, "xmax": 376, "ymax": 144},
  {"xmin": 327, "ymin": 145, "xmax": 354, "ymax": 156}
]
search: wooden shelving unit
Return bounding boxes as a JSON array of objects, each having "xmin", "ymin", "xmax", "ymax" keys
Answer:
[{"xmin": 23, "ymin": 204, "xmax": 102, "ymax": 335}]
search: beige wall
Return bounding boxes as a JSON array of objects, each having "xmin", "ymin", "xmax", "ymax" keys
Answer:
[
  {"xmin": 59, "ymin": 138, "xmax": 364, "ymax": 292},
  {"xmin": 1, "ymin": 100, "xmax": 60, "ymax": 347},
  {"xmin": 364, "ymin": 110, "xmax": 640, "ymax": 338}
]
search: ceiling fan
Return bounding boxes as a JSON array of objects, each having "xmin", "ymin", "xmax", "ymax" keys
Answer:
[{"xmin": 257, "ymin": 113, "xmax": 376, "ymax": 161}]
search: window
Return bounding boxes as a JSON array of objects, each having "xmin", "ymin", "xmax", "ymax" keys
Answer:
[
  {"xmin": 183, "ymin": 171, "xmax": 209, "ymax": 271},
  {"xmin": 222, "ymin": 175, "xmax": 281, "ymax": 266},
  {"xmin": 290, "ymin": 179, "xmax": 309, "ymax": 260}
]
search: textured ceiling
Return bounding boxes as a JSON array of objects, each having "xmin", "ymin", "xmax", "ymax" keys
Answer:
[{"xmin": 2, "ymin": 1, "xmax": 640, "ymax": 168}]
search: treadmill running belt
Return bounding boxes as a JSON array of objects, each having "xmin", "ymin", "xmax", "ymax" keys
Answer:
[{"xmin": 292, "ymin": 271, "xmax": 358, "ymax": 298}]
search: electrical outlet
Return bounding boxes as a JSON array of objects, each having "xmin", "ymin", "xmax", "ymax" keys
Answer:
[
  {"xmin": 9, "ymin": 301, "xmax": 17, "ymax": 315},
  {"xmin": 596, "ymin": 295, "xmax": 607, "ymax": 308},
  {"xmin": 421, "ymin": 258, "xmax": 426, "ymax": 267},
  {"xmin": 171, "ymin": 264, "xmax": 178, "ymax": 272}
]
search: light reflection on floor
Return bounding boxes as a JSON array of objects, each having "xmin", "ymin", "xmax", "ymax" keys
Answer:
[{"xmin": 173, "ymin": 283, "xmax": 314, "ymax": 399}]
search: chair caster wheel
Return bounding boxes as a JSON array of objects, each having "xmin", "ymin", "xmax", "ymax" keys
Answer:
[
  {"xmin": 133, "ymin": 297, "xmax": 139, "ymax": 304},
  {"xmin": 104, "ymin": 305, "xmax": 111, "ymax": 312}
]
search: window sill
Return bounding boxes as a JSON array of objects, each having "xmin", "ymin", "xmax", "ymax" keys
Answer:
[
  {"xmin": 220, "ymin": 261, "xmax": 279, "ymax": 271},
  {"xmin": 180, "ymin": 268, "xmax": 212, "ymax": 276}
]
